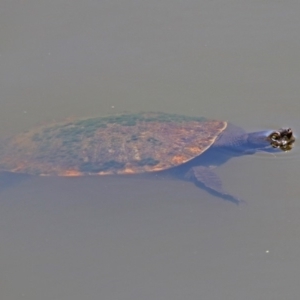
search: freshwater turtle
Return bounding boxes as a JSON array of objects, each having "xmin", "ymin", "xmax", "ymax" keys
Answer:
[{"xmin": 0, "ymin": 112, "xmax": 295, "ymax": 203}]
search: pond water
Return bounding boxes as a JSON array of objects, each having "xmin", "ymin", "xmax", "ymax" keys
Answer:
[{"xmin": 1, "ymin": 1, "xmax": 300, "ymax": 299}]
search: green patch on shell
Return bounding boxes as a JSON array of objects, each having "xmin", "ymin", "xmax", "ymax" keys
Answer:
[
  {"xmin": 31, "ymin": 113, "xmax": 207, "ymax": 145},
  {"xmin": 136, "ymin": 157, "xmax": 160, "ymax": 166},
  {"xmin": 73, "ymin": 113, "xmax": 207, "ymax": 128},
  {"xmin": 79, "ymin": 160, "xmax": 125, "ymax": 173}
]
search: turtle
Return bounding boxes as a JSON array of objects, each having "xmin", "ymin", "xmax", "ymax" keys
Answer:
[{"xmin": 0, "ymin": 112, "xmax": 295, "ymax": 204}]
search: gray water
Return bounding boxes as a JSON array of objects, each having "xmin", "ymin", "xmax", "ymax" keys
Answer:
[{"xmin": 1, "ymin": 1, "xmax": 300, "ymax": 299}]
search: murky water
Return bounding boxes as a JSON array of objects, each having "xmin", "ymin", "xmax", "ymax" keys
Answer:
[{"xmin": 1, "ymin": 1, "xmax": 300, "ymax": 299}]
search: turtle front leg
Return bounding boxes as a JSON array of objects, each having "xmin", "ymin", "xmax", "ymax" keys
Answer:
[{"xmin": 185, "ymin": 166, "xmax": 243, "ymax": 205}]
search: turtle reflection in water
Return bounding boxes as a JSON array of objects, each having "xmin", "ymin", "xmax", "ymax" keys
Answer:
[{"xmin": 0, "ymin": 113, "xmax": 295, "ymax": 204}]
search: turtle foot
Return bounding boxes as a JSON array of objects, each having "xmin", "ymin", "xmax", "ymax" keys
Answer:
[{"xmin": 185, "ymin": 166, "xmax": 244, "ymax": 205}]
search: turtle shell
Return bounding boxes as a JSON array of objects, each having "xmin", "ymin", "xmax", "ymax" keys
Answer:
[{"xmin": 0, "ymin": 113, "xmax": 227, "ymax": 176}]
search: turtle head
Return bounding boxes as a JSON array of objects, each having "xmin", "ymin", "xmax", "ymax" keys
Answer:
[{"xmin": 247, "ymin": 128, "xmax": 295, "ymax": 152}]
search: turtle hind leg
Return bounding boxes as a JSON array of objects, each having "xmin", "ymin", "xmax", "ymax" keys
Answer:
[{"xmin": 185, "ymin": 166, "xmax": 244, "ymax": 205}]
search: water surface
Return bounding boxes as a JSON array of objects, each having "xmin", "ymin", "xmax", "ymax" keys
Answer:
[{"xmin": 1, "ymin": 1, "xmax": 300, "ymax": 299}]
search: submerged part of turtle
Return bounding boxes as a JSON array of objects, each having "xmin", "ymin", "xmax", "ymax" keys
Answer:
[{"xmin": 0, "ymin": 112, "xmax": 295, "ymax": 204}]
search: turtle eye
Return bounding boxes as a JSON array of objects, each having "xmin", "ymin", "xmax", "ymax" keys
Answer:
[
  {"xmin": 269, "ymin": 132, "xmax": 280, "ymax": 141},
  {"xmin": 286, "ymin": 128, "xmax": 293, "ymax": 139}
]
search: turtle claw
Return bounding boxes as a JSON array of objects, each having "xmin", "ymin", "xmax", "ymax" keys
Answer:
[
  {"xmin": 185, "ymin": 166, "xmax": 243, "ymax": 205},
  {"xmin": 219, "ymin": 193, "xmax": 246, "ymax": 206}
]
